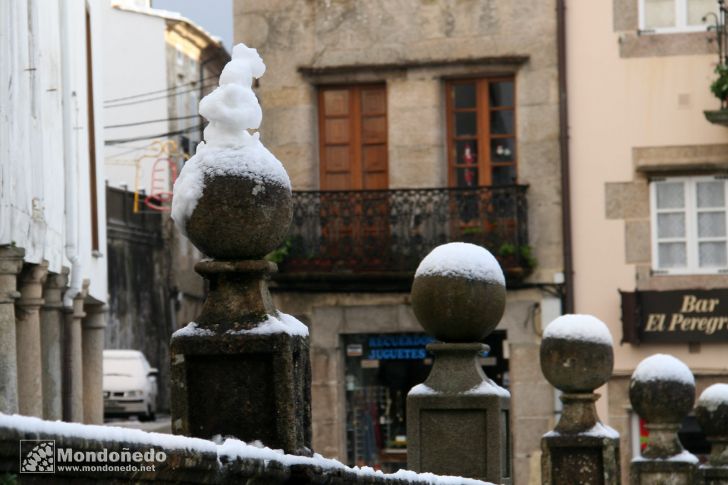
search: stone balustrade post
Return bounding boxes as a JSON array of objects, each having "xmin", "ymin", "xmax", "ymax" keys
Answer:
[
  {"xmin": 16, "ymin": 261, "xmax": 48, "ymax": 417},
  {"xmin": 695, "ymin": 384, "xmax": 728, "ymax": 484},
  {"xmin": 0, "ymin": 246, "xmax": 24, "ymax": 414},
  {"xmin": 406, "ymin": 242, "xmax": 511, "ymax": 484},
  {"xmin": 629, "ymin": 354, "xmax": 698, "ymax": 485},
  {"xmin": 82, "ymin": 302, "xmax": 106, "ymax": 424},
  {"xmin": 169, "ymin": 44, "xmax": 311, "ymax": 455},
  {"xmin": 539, "ymin": 315, "xmax": 620, "ymax": 485},
  {"xmin": 63, "ymin": 282, "xmax": 88, "ymax": 423},
  {"xmin": 40, "ymin": 268, "xmax": 68, "ymax": 420}
]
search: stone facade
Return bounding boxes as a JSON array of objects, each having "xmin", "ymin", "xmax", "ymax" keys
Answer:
[
  {"xmin": 233, "ymin": 2, "xmax": 566, "ymax": 482},
  {"xmin": 235, "ymin": 1, "xmax": 565, "ymax": 483}
]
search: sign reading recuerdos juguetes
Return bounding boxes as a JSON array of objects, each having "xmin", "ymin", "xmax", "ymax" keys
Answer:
[{"xmin": 621, "ymin": 289, "xmax": 728, "ymax": 343}]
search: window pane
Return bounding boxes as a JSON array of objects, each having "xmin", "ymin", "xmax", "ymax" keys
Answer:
[
  {"xmin": 489, "ymin": 82, "xmax": 514, "ymax": 107},
  {"xmin": 490, "ymin": 110, "xmax": 514, "ymax": 135},
  {"xmin": 698, "ymin": 211, "xmax": 726, "ymax": 237},
  {"xmin": 687, "ymin": 0, "xmax": 713, "ymax": 26},
  {"xmin": 456, "ymin": 167, "xmax": 478, "ymax": 188},
  {"xmin": 455, "ymin": 112, "xmax": 477, "ymax": 136},
  {"xmin": 454, "ymin": 84, "xmax": 476, "ymax": 109},
  {"xmin": 697, "ymin": 181, "xmax": 725, "ymax": 208},
  {"xmin": 456, "ymin": 140, "xmax": 478, "ymax": 165},
  {"xmin": 657, "ymin": 213, "xmax": 685, "ymax": 238},
  {"xmin": 656, "ymin": 182, "xmax": 684, "ymax": 209},
  {"xmin": 644, "ymin": 0, "xmax": 676, "ymax": 28},
  {"xmin": 492, "ymin": 165, "xmax": 516, "ymax": 186},
  {"xmin": 699, "ymin": 242, "xmax": 727, "ymax": 267},
  {"xmin": 658, "ymin": 242, "xmax": 687, "ymax": 267},
  {"xmin": 491, "ymin": 139, "xmax": 515, "ymax": 162}
]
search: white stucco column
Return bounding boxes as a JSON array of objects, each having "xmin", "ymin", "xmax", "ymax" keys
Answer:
[
  {"xmin": 16, "ymin": 261, "xmax": 49, "ymax": 417},
  {"xmin": 63, "ymin": 283, "xmax": 87, "ymax": 423},
  {"xmin": 40, "ymin": 268, "xmax": 68, "ymax": 420},
  {"xmin": 0, "ymin": 246, "xmax": 24, "ymax": 414},
  {"xmin": 82, "ymin": 303, "xmax": 106, "ymax": 424}
]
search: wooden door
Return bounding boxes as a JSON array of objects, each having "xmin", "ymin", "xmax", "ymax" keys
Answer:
[{"xmin": 318, "ymin": 85, "xmax": 389, "ymax": 270}]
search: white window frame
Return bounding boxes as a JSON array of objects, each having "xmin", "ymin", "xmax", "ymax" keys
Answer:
[
  {"xmin": 638, "ymin": 0, "xmax": 713, "ymax": 33},
  {"xmin": 650, "ymin": 175, "xmax": 728, "ymax": 275}
]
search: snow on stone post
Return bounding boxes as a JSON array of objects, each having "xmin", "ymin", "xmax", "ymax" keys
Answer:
[
  {"xmin": 539, "ymin": 315, "xmax": 620, "ymax": 485},
  {"xmin": 695, "ymin": 384, "xmax": 728, "ymax": 483},
  {"xmin": 169, "ymin": 43, "xmax": 311, "ymax": 455},
  {"xmin": 629, "ymin": 354, "xmax": 698, "ymax": 485},
  {"xmin": 406, "ymin": 243, "xmax": 511, "ymax": 484}
]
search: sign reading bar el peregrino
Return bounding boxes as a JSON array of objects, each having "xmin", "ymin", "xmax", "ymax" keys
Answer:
[{"xmin": 621, "ymin": 289, "xmax": 728, "ymax": 343}]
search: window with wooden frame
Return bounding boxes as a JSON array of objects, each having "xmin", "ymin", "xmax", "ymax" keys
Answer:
[
  {"xmin": 318, "ymin": 85, "xmax": 388, "ymax": 191},
  {"xmin": 446, "ymin": 78, "xmax": 516, "ymax": 188}
]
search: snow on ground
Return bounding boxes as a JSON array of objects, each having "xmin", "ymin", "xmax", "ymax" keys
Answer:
[
  {"xmin": 0, "ymin": 413, "xmax": 492, "ymax": 484},
  {"xmin": 414, "ymin": 242, "xmax": 505, "ymax": 285},
  {"xmin": 698, "ymin": 383, "xmax": 728, "ymax": 412},
  {"xmin": 543, "ymin": 314, "xmax": 613, "ymax": 346},
  {"xmin": 631, "ymin": 354, "xmax": 694, "ymax": 386}
]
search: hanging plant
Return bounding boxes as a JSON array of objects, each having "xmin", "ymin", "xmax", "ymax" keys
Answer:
[{"xmin": 710, "ymin": 64, "xmax": 728, "ymax": 108}]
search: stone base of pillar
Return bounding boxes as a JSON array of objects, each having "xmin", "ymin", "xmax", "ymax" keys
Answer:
[
  {"xmin": 542, "ymin": 433, "xmax": 620, "ymax": 484},
  {"xmin": 701, "ymin": 466, "xmax": 728, "ymax": 484},
  {"xmin": 541, "ymin": 393, "xmax": 621, "ymax": 485},
  {"xmin": 170, "ymin": 260, "xmax": 312, "ymax": 456},
  {"xmin": 171, "ymin": 330, "xmax": 311, "ymax": 454},
  {"xmin": 407, "ymin": 343, "xmax": 510, "ymax": 484},
  {"xmin": 631, "ymin": 459, "xmax": 698, "ymax": 485}
]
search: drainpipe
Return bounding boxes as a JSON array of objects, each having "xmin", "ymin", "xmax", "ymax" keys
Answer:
[
  {"xmin": 60, "ymin": 0, "xmax": 82, "ymax": 308},
  {"xmin": 557, "ymin": 0, "xmax": 574, "ymax": 314}
]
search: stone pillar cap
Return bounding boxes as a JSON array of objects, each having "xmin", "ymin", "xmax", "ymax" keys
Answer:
[
  {"xmin": 410, "ymin": 242, "xmax": 505, "ymax": 342},
  {"xmin": 629, "ymin": 354, "xmax": 695, "ymax": 424},
  {"xmin": 540, "ymin": 314, "xmax": 614, "ymax": 393},
  {"xmin": 696, "ymin": 383, "xmax": 728, "ymax": 438}
]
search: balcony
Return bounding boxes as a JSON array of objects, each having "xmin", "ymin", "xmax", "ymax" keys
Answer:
[{"xmin": 274, "ymin": 185, "xmax": 530, "ymax": 290}]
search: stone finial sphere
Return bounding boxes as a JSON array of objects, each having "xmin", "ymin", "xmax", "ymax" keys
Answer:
[
  {"xmin": 185, "ymin": 174, "xmax": 292, "ymax": 260},
  {"xmin": 695, "ymin": 384, "xmax": 728, "ymax": 437},
  {"xmin": 540, "ymin": 314, "xmax": 614, "ymax": 393},
  {"xmin": 629, "ymin": 354, "xmax": 695, "ymax": 424},
  {"xmin": 410, "ymin": 242, "xmax": 505, "ymax": 342}
]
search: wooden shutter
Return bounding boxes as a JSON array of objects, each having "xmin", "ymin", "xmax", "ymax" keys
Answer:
[{"xmin": 319, "ymin": 85, "xmax": 388, "ymax": 191}]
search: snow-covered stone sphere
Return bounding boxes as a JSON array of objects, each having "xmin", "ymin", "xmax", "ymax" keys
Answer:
[
  {"xmin": 410, "ymin": 242, "xmax": 505, "ymax": 342},
  {"xmin": 540, "ymin": 314, "xmax": 614, "ymax": 393},
  {"xmin": 629, "ymin": 354, "xmax": 695, "ymax": 424},
  {"xmin": 695, "ymin": 383, "xmax": 728, "ymax": 440},
  {"xmin": 171, "ymin": 43, "xmax": 293, "ymax": 259}
]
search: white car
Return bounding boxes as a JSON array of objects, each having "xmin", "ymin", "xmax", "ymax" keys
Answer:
[{"xmin": 103, "ymin": 350, "xmax": 158, "ymax": 421}]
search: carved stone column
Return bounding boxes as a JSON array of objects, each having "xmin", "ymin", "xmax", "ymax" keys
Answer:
[
  {"xmin": 407, "ymin": 242, "xmax": 511, "ymax": 484},
  {"xmin": 696, "ymin": 383, "xmax": 728, "ymax": 484},
  {"xmin": 40, "ymin": 268, "xmax": 68, "ymax": 420},
  {"xmin": 82, "ymin": 302, "xmax": 106, "ymax": 424},
  {"xmin": 0, "ymin": 246, "xmax": 24, "ymax": 414},
  {"xmin": 16, "ymin": 262, "xmax": 48, "ymax": 417},
  {"xmin": 540, "ymin": 315, "xmax": 620, "ymax": 485},
  {"xmin": 629, "ymin": 354, "xmax": 698, "ymax": 485},
  {"xmin": 63, "ymin": 282, "xmax": 87, "ymax": 423}
]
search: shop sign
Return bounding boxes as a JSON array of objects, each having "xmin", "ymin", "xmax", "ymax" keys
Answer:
[
  {"xmin": 621, "ymin": 289, "xmax": 728, "ymax": 343},
  {"xmin": 365, "ymin": 335, "xmax": 435, "ymax": 360}
]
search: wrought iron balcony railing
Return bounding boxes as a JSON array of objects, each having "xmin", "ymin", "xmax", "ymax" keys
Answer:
[{"xmin": 279, "ymin": 185, "xmax": 530, "ymax": 278}]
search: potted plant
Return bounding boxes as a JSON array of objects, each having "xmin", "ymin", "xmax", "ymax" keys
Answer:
[
  {"xmin": 705, "ymin": 64, "xmax": 728, "ymax": 125},
  {"xmin": 497, "ymin": 243, "xmax": 537, "ymax": 280}
]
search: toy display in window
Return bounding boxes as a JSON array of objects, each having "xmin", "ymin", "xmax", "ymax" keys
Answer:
[{"xmin": 463, "ymin": 142, "xmax": 476, "ymax": 187}]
